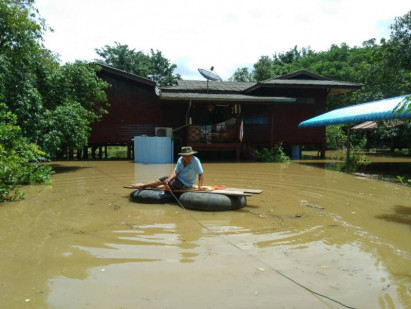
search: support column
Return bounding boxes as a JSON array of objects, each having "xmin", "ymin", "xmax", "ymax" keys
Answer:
[{"xmin": 345, "ymin": 127, "xmax": 351, "ymax": 172}]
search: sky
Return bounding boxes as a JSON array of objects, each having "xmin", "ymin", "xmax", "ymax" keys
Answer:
[{"xmin": 35, "ymin": 0, "xmax": 410, "ymax": 81}]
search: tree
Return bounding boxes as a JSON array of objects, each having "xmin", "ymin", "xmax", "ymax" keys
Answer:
[
  {"xmin": 389, "ymin": 10, "xmax": 411, "ymax": 70},
  {"xmin": 252, "ymin": 56, "xmax": 274, "ymax": 81},
  {"xmin": 0, "ymin": 1, "xmax": 110, "ymax": 155},
  {"xmin": 148, "ymin": 49, "xmax": 181, "ymax": 86},
  {"xmin": 35, "ymin": 62, "xmax": 109, "ymax": 154},
  {"xmin": 95, "ymin": 42, "xmax": 151, "ymax": 76},
  {"xmin": 0, "ymin": 0, "xmax": 112, "ymax": 200},
  {"xmin": 0, "ymin": 0, "xmax": 46, "ymax": 56},
  {"xmin": 95, "ymin": 42, "xmax": 181, "ymax": 86},
  {"xmin": 387, "ymin": 10, "xmax": 411, "ymax": 114},
  {"xmin": 0, "ymin": 104, "xmax": 53, "ymax": 202},
  {"xmin": 229, "ymin": 67, "xmax": 254, "ymax": 82}
]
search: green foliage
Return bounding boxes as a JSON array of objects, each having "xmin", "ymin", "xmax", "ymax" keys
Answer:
[
  {"xmin": 326, "ymin": 125, "xmax": 347, "ymax": 150},
  {"xmin": 39, "ymin": 100, "xmax": 97, "ymax": 154},
  {"xmin": 42, "ymin": 62, "xmax": 109, "ymax": 111},
  {"xmin": 34, "ymin": 62, "xmax": 109, "ymax": 155},
  {"xmin": 327, "ymin": 149, "xmax": 371, "ymax": 173},
  {"xmin": 148, "ymin": 49, "xmax": 181, "ymax": 86},
  {"xmin": 252, "ymin": 56, "xmax": 273, "ymax": 81},
  {"xmin": 370, "ymin": 120, "xmax": 411, "ymax": 151},
  {"xmin": 233, "ymin": 10, "xmax": 411, "ymax": 113},
  {"xmin": 326, "ymin": 125, "xmax": 368, "ymax": 150},
  {"xmin": 396, "ymin": 176, "xmax": 411, "ymax": 186},
  {"xmin": 393, "ymin": 95, "xmax": 411, "ymax": 116},
  {"xmin": 106, "ymin": 146, "xmax": 128, "ymax": 159},
  {"xmin": 389, "ymin": 11, "xmax": 411, "ymax": 71},
  {"xmin": 95, "ymin": 42, "xmax": 181, "ymax": 86},
  {"xmin": 0, "ymin": 104, "xmax": 53, "ymax": 202},
  {"xmin": 0, "ymin": 0, "xmax": 46, "ymax": 56},
  {"xmin": 229, "ymin": 67, "xmax": 254, "ymax": 82},
  {"xmin": 0, "ymin": 1, "xmax": 109, "ymax": 157},
  {"xmin": 254, "ymin": 143, "xmax": 290, "ymax": 162}
]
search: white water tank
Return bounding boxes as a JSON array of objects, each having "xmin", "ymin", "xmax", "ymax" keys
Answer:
[
  {"xmin": 155, "ymin": 127, "xmax": 173, "ymax": 137},
  {"xmin": 134, "ymin": 136, "xmax": 174, "ymax": 164}
]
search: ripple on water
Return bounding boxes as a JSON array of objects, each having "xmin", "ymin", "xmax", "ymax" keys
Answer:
[{"xmin": 1, "ymin": 160, "xmax": 410, "ymax": 308}]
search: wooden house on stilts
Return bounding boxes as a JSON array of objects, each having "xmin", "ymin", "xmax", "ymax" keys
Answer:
[{"xmin": 86, "ymin": 64, "xmax": 361, "ymax": 160}]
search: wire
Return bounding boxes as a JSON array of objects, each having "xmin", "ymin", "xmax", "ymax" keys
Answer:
[
  {"xmin": 99, "ymin": 163, "xmax": 354, "ymax": 308},
  {"xmin": 168, "ymin": 189, "xmax": 356, "ymax": 309}
]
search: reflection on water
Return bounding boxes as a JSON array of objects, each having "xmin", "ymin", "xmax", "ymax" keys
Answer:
[
  {"xmin": 0, "ymin": 158, "xmax": 410, "ymax": 308},
  {"xmin": 376, "ymin": 205, "xmax": 411, "ymax": 226}
]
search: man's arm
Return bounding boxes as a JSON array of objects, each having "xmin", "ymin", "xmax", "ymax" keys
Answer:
[
  {"xmin": 198, "ymin": 173, "xmax": 205, "ymax": 190},
  {"xmin": 165, "ymin": 171, "xmax": 177, "ymax": 185}
]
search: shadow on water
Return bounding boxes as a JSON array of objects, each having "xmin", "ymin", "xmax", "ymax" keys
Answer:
[
  {"xmin": 298, "ymin": 161, "xmax": 411, "ymax": 180},
  {"xmin": 376, "ymin": 205, "xmax": 411, "ymax": 226},
  {"xmin": 50, "ymin": 164, "xmax": 92, "ymax": 174},
  {"xmin": 360, "ymin": 162, "xmax": 411, "ymax": 177}
]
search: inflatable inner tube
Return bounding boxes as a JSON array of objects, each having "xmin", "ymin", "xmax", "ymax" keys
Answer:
[
  {"xmin": 179, "ymin": 192, "xmax": 246, "ymax": 211},
  {"xmin": 130, "ymin": 189, "xmax": 175, "ymax": 204},
  {"xmin": 130, "ymin": 189, "xmax": 247, "ymax": 211}
]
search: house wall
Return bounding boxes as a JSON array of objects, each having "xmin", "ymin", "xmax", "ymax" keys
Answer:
[
  {"xmin": 89, "ymin": 69, "xmax": 328, "ymax": 159},
  {"xmin": 165, "ymin": 97, "xmax": 327, "ymax": 158},
  {"xmin": 241, "ymin": 89, "xmax": 327, "ymax": 150},
  {"xmin": 89, "ymin": 71, "xmax": 186, "ymax": 146}
]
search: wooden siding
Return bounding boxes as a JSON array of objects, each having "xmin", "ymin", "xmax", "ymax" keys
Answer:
[
  {"xmin": 89, "ymin": 68, "xmax": 187, "ymax": 147},
  {"xmin": 89, "ymin": 67, "xmax": 334, "ymax": 160}
]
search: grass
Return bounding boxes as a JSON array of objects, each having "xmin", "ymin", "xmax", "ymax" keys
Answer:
[{"xmin": 106, "ymin": 146, "xmax": 128, "ymax": 159}]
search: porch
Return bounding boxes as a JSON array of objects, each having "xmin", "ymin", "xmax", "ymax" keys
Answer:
[{"xmin": 186, "ymin": 121, "xmax": 241, "ymax": 161}]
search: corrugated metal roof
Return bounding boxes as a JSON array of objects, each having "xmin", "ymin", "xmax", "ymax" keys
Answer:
[
  {"xmin": 299, "ymin": 95, "xmax": 411, "ymax": 127},
  {"xmin": 161, "ymin": 80, "xmax": 254, "ymax": 93},
  {"xmin": 244, "ymin": 79, "xmax": 362, "ymax": 95},
  {"xmin": 274, "ymin": 70, "xmax": 330, "ymax": 80},
  {"xmin": 259, "ymin": 79, "xmax": 361, "ymax": 87},
  {"xmin": 97, "ymin": 63, "xmax": 156, "ymax": 87},
  {"xmin": 160, "ymin": 92, "xmax": 296, "ymax": 103},
  {"xmin": 161, "ymin": 70, "xmax": 362, "ymax": 98},
  {"xmin": 351, "ymin": 121, "xmax": 377, "ymax": 130}
]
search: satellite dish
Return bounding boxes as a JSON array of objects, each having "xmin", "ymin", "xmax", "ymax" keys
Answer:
[
  {"xmin": 155, "ymin": 86, "xmax": 161, "ymax": 96},
  {"xmin": 198, "ymin": 68, "xmax": 222, "ymax": 82}
]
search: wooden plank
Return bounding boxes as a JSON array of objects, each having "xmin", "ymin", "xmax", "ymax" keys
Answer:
[
  {"xmin": 225, "ymin": 187, "xmax": 263, "ymax": 194},
  {"xmin": 124, "ymin": 185, "xmax": 252, "ymax": 196},
  {"xmin": 201, "ymin": 189, "xmax": 252, "ymax": 197},
  {"xmin": 192, "ymin": 185, "xmax": 263, "ymax": 194}
]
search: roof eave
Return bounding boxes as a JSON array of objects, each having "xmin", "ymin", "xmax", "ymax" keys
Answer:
[
  {"xmin": 96, "ymin": 63, "xmax": 156, "ymax": 87},
  {"xmin": 244, "ymin": 83, "xmax": 362, "ymax": 94},
  {"xmin": 159, "ymin": 92, "xmax": 297, "ymax": 103}
]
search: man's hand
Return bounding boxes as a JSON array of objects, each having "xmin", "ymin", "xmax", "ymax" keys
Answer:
[{"xmin": 164, "ymin": 179, "xmax": 172, "ymax": 193}]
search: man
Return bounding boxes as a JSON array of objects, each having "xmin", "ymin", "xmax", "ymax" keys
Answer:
[{"xmin": 131, "ymin": 146, "xmax": 206, "ymax": 192}]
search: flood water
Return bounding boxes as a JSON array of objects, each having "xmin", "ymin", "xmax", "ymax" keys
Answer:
[{"xmin": 0, "ymin": 158, "xmax": 410, "ymax": 308}]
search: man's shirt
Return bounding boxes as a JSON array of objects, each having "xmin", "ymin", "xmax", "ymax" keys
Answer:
[{"xmin": 174, "ymin": 156, "xmax": 203, "ymax": 187}]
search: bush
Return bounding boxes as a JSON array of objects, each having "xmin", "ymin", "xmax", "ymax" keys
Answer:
[
  {"xmin": 0, "ymin": 105, "xmax": 54, "ymax": 202},
  {"xmin": 326, "ymin": 125, "xmax": 347, "ymax": 150},
  {"xmin": 326, "ymin": 125, "xmax": 368, "ymax": 150},
  {"xmin": 396, "ymin": 176, "xmax": 411, "ymax": 186},
  {"xmin": 254, "ymin": 143, "xmax": 290, "ymax": 162},
  {"xmin": 327, "ymin": 149, "xmax": 371, "ymax": 173}
]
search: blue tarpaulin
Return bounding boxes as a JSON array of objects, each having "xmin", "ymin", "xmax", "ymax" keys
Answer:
[{"xmin": 299, "ymin": 94, "xmax": 411, "ymax": 128}]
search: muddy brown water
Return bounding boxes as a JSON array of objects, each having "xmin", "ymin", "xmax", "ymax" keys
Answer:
[{"xmin": 0, "ymin": 158, "xmax": 410, "ymax": 308}]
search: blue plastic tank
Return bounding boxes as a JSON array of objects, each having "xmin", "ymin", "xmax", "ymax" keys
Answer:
[
  {"xmin": 134, "ymin": 136, "xmax": 174, "ymax": 163},
  {"xmin": 291, "ymin": 145, "xmax": 300, "ymax": 160}
]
